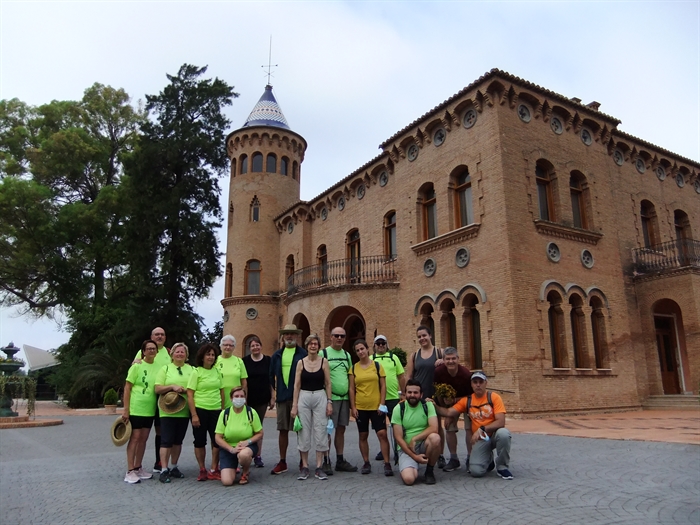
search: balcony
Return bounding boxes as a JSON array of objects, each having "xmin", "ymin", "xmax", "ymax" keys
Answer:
[
  {"xmin": 633, "ymin": 239, "xmax": 700, "ymax": 275},
  {"xmin": 287, "ymin": 255, "xmax": 397, "ymax": 295}
]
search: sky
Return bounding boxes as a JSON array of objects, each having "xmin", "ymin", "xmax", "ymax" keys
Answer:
[{"xmin": 1, "ymin": 0, "xmax": 698, "ymax": 362}]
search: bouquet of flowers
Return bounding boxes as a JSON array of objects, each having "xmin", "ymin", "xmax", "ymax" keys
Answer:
[{"xmin": 433, "ymin": 383, "xmax": 457, "ymax": 407}]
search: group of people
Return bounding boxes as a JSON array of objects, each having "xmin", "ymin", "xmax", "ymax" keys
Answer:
[{"xmin": 120, "ymin": 324, "xmax": 514, "ymax": 486}]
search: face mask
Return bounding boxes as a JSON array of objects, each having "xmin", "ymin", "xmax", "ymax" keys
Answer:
[{"xmin": 232, "ymin": 398, "xmax": 246, "ymax": 408}]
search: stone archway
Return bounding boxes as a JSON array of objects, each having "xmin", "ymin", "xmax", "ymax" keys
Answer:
[
  {"xmin": 292, "ymin": 312, "xmax": 311, "ymax": 348},
  {"xmin": 327, "ymin": 306, "xmax": 366, "ymax": 363},
  {"xmin": 652, "ymin": 299, "xmax": 689, "ymax": 394}
]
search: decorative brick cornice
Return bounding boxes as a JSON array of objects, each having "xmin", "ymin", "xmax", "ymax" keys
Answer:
[
  {"xmin": 534, "ymin": 220, "xmax": 603, "ymax": 245},
  {"xmin": 221, "ymin": 295, "xmax": 280, "ymax": 308},
  {"xmin": 632, "ymin": 266, "xmax": 700, "ymax": 284},
  {"xmin": 411, "ymin": 224, "xmax": 481, "ymax": 256}
]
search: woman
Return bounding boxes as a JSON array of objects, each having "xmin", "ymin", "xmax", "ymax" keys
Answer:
[
  {"xmin": 216, "ymin": 335, "xmax": 248, "ymax": 409},
  {"xmin": 349, "ymin": 339, "xmax": 393, "ymax": 477},
  {"xmin": 214, "ymin": 386, "xmax": 264, "ymax": 486},
  {"xmin": 290, "ymin": 334, "xmax": 332, "ymax": 481},
  {"xmin": 187, "ymin": 343, "xmax": 225, "ymax": 481},
  {"xmin": 154, "ymin": 342, "xmax": 194, "ymax": 483},
  {"xmin": 122, "ymin": 339, "xmax": 159, "ymax": 484},
  {"xmin": 242, "ymin": 336, "xmax": 274, "ymax": 468}
]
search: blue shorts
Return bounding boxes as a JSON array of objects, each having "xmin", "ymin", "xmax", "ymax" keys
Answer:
[{"xmin": 219, "ymin": 442, "xmax": 259, "ymax": 470}]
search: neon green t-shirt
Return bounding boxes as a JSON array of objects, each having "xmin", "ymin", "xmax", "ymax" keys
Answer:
[
  {"xmin": 371, "ymin": 352, "xmax": 404, "ymax": 400},
  {"xmin": 187, "ymin": 366, "xmax": 223, "ymax": 410},
  {"xmin": 125, "ymin": 360, "xmax": 159, "ymax": 417},
  {"xmin": 391, "ymin": 401, "xmax": 437, "ymax": 443},
  {"xmin": 155, "ymin": 363, "xmax": 194, "ymax": 418},
  {"xmin": 216, "ymin": 355, "xmax": 249, "ymax": 408},
  {"xmin": 215, "ymin": 406, "xmax": 262, "ymax": 447},
  {"xmin": 134, "ymin": 346, "xmax": 171, "ymax": 369},
  {"xmin": 323, "ymin": 346, "xmax": 352, "ymax": 400},
  {"xmin": 351, "ymin": 361, "xmax": 386, "ymax": 411},
  {"xmin": 281, "ymin": 347, "xmax": 296, "ymax": 387}
]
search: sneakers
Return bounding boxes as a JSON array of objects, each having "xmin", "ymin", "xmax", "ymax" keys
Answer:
[
  {"xmin": 487, "ymin": 459, "xmax": 495, "ymax": 473},
  {"xmin": 207, "ymin": 469, "xmax": 221, "ymax": 480},
  {"xmin": 197, "ymin": 468, "xmax": 208, "ymax": 481},
  {"xmin": 124, "ymin": 469, "xmax": 140, "ymax": 484},
  {"xmin": 437, "ymin": 455, "xmax": 446, "ymax": 469},
  {"xmin": 423, "ymin": 470, "xmax": 436, "ymax": 485},
  {"xmin": 361, "ymin": 462, "xmax": 371, "ymax": 474},
  {"xmin": 374, "ymin": 451, "xmax": 383, "ymax": 461},
  {"xmin": 270, "ymin": 461, "xmax": 288, "ymax": 475},
  {"xmin": 443, "ymin": 458, "xmax": 461, "ymax": 472},
  {"xmin": 297, "ymin": 467, "xmax": 310, "ymax": 480},
  {"xmin": 169, "ymin": 467, "xmax": 184, "ymax": 479},
  {"xmin": 135, "ymin": 467, "xmax": 152, "ymax": 480},
  {"xmin": 335, "ymin": 459, "xmax": 358, "ymax": 472},
  {"xmin": 321, "ymin": 459, "xmax": 334, "ymax": 476},
  {"xmin": 315, "ymin": 467, "xmax": 328, "ymax": 480},
  {"xmin": 152, "ymin": 461, "xmax": 162, "ymax": 474},
  {"xmin": 384, "ymin": 463, "xmax": 394, "ymax": 477},
  {"xmin": 159, "ymin": 469, "xmax": 171, "ymax": 483},
  {"xmin": 254, "ymin": 456, "xmax": 264, "ymax": 468},
  {"xmin": 239, "ymin": 471, "xmax": 249, "ymax": 485},
  {"xmin": 497, "ymin": 468, "xmax": 514, "ymax": 480}
]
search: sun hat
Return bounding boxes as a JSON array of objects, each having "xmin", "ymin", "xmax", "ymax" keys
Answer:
[
  {"xmin": 111, "ymin": 417, "xmax": 132, "ymax": 447},
  {"xmin": 279, "ymin": 324, "xmax": 302, "ymax": 335},
  {"xmin": 158, "ymin": 391, "xmax": 187, "ymax": 415},
  {"xmin": 373, "ymin": 335, "xmax": 388, "ymax": 344}
]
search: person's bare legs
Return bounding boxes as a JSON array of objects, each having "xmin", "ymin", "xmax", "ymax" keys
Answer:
[{"xmin": 194, "ymin": 447, "xmax": 206, "ymax": 470}]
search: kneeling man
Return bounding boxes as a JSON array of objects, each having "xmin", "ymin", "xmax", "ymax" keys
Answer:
[
  {"xmin": 391, "ymin": 379, "xmax": 441, "ymax": 485},
  {"xmin": 434, "ymin": 371, "xmax": 513, "ymax": 479}
]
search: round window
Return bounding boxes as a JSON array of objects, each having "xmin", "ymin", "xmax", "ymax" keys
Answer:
[
  {"xmin": 517, "ymin": 104, "xmax": 531, "ymax": 123},
  {"xmin": 407, "ymin": 144, "xmax": 419, "ymax": 162},
  {"xmin": 379, "ymin": 171, "xmax": 389, "ymax": 187},
  {"xmin": 580, "ymin": 128, "xmax": 593, "ymax": 146},
  {"xmin": 463, "ymin": 109, "xmax": 477, "ymax": 129},
  {"xmin": 581, "ymin": 249, "xmax": 594, "ymax": 269},
  {"xmin": 546, "ymin": 242, "xmax": 561, "ymax": 263},
  {"xmin": 656, "ymin": 166, "xmax": 666, "ymax": 181},
  {"xmin": 635, "ymin": 158, "xmax": 646, "ymax": 174},
  {"xmin": 433, "ymin": 128, "xmax": 446, "ymax": 147},
  {"xmin": 455, "ymin": 248, "xmax": 470, "ymax": 268},
  {"xmin": 550, "ymin": 117, "xmax": 563, "ymax": 135},
  {"xmin": 338, "ymin": 196, "xmax": 345, "ymax": 210}
]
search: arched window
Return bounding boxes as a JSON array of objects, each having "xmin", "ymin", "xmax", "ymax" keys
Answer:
[
  {"xmin": 225, "ymin": 263, "xmax": 233, "ymax": 298},
  {"xmin": 231, "ymin": 158, "xmax": 237, "ymax": 177},
  {"xmin": 440, "ymin": 299, "xmax": 457, "ymax": 349},
  {"xmin": 547, "ymin": 290, "xmax": 567, "ymax": 368},
  {"xmin": 292, "ymin": 161, "xmax": 299, "ymax": 180},
  {"xmin": 455, "ymin": 169, "xmax": 474, "ymax": 227},
  {"xmin": 674, "ymin": 209, "xmax": 692, "ymax": 240},
  {"xmin": 286, "ymin": 254, "xmax": 295, "ymax": 281},
  {"xmin": 347, "ymin": 229, "xmax": 361, "ymax": 283},
  {"xmin": 280, "ymin": 157, "xmax": 289, "ymax": 176},
  {"xmin": 640, "ymin": 200, "xmax": 658, "ymax": 248},
  {"xmin": 266, "ymin": 154, "xmax": 277, "ymax": 173},
  {"xmin": 243, "ymin": 335, "xmax": 258, "ymax": 357},
  {"xmin": 570, "ymin": 171, "xmax": 589, "ymax": 229},
  {"xmin": 228, "ymin": 201, "xmax": 234, "ymax": 227},
  {"xmin": 462, "ymin": 294, "xmax": 482, "ymax": 369},
  {"xmin": 240, "ymin": 154, "xmax": 248, "ymax": 174},
  {"xmin": 420, "ymin": 183, "xmax": 438, "ymax": 240},
  {"xmin": 590, "ymin": 296, "xmax": 609, "ymax": 369},
  {"xmin": 252, "ymin": 152, "xmax": 263, "ymax": 172},
  {"xmin": 245, "ymin": 260, "xmax": 261, "ymax": 295},
  {"xmin": 250, "ymin": 196, "xmax": 260, "ymax": 222},
  {"xmin": 536, "ymin": 161, "xmax": 555, "ymax": 221},
  {"xmin": 569, "ymin": 295, "xmax": 588, "ymax": 368},
  {"xmin": 317, "ymin": 245, "xmax": 328, "ymax": 284},
  {"xmin": 384, "ymin": 211, "xmax": 397, "ymax": 259}
]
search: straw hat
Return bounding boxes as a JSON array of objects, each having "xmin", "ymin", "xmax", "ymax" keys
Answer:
[
  {"xmin": 279, "ymin": 324, "xmax": 302, "ymax": 335},
  {"xmin": 110, "ymin": 417, "xmax": 132, "ymax": 447},
  {"xmin": 158, "ymin": 392, "xmax": 187, "ymax": 415}
]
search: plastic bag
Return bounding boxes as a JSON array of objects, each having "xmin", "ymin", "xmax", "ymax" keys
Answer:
[
  {"xmin": 326, "ymin": 417, "xmax": 334, "ymax": 435},
  {"xmin": 293, "ymin": 415, "xmax": 302, "ymax": 432}
]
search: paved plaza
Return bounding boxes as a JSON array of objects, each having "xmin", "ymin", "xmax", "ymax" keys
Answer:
[{"xmin": 1, "ymin": 412, "xmax": 698, "ymax": 525}]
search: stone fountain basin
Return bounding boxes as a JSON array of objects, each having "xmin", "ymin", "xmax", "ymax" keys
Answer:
[{"xmin": 0, "ymin": 363, "xmax": 23, "ymax": 374}]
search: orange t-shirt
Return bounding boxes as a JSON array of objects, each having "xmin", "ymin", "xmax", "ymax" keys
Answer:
[{"xmin": 453, "ymin": 391, "xmax": 506, "ymax": 433}]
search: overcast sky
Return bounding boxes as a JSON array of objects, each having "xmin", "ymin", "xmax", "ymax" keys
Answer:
[{"xmin": 1, "ymin": 1, "xmax": 698, "ymax": 360}]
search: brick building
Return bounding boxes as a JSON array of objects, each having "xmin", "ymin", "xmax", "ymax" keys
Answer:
[{"xmin": 222, "ymin": 69, "xmax": 699, "ymax": 415}]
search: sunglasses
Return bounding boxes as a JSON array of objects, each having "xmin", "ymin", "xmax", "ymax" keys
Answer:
[
  {"xmin": 375, "ymin": 341, "xmax": 387, "ymax": 346},
  {"xmin": 332, "ymin": 334, "xmax": 346, "ymax": 338}
]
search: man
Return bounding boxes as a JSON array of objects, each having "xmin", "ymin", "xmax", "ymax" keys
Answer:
[
  {"xmin": 391, "ymin": 379, "xmax": 441, "ymax": 485},
  {"xmin": 321, "ymin": 326, "xmax": 357, "ymax": 474},
  {"xmin": 432, "ymin": 346, "xmax": 472, "ymax": 472},
  {"xmin": 370, "ymin": 335, "xmax": 405, "ymax": 461},
  {"xmin": 268, "ymin": 324, "xmax": 307, "ymax": 475},
  {"xmin": 133, "ymin": 327, "xmax": 171, "ymax": 473},
  {"xmin": 434, "ymin": 371, "xmax": 513, "ymax": 479}
]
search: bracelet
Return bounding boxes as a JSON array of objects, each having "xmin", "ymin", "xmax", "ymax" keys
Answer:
[{"xmin": 327, "ymin": 400, "xmax": 333, "ymax": 403}]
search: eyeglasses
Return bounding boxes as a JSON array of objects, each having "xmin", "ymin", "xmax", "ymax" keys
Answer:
[
  {"xmin": 332, "ymin": 334, "xmax": 346, "ymax": 338},
  {"xmin": 221, "ymin": 344, "xmax": 235, "ymax": 348},
  {"xmin": 375, "ymin": 341, "xmax": 387, "ymax": 346}
]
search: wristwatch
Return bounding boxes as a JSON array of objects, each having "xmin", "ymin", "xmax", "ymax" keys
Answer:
[{"xmin": 248, "ymin": 439, "xmax": 252, "ymax": 446}]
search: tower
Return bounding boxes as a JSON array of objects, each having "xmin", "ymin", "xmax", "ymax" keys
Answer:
[{"xmin": 222, "ymin": 85, "xmax": 307, "ymax": 355}]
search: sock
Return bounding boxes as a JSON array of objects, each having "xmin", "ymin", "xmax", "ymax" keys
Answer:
[
  {"xmin": 337, "ymin": 454, "xmax": 344, "ymax": 463},
  {"xmin": 155, "ymin": 435, "xmax": 161, "ymax": 461},
  {"xmin": 450, "ymin": 453, "xmax": 458, "ymax": 460},
  {"xmin": 426, "ymin": 465, "xmax": 434, "ymax": 475}
]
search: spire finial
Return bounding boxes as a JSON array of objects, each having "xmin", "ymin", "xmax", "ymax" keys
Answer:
[{"xmin": 262, "ymin": 35, "xmax": 278, "ymax": 86}]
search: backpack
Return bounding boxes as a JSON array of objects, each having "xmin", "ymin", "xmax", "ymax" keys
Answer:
[
  {"xmin": 372, "ymin": 351, "xmax": 398, "ymax": 370},
  {"xmin": 222, "ymin": 405, "xmax": 254, "ymax": 426},
  {"xmin": 321, "ymin": 348, "xmax": 352, "ymax": 397},
  {"xmin": 466, "ymin": 391, "xmax": 493, "ymax": 414},
  {"xmin": 398, "ymin": 399, "xmax": 429, "ymax": 426},
  {"xmin": 353, "ymin": 360, "xmax": 381, "ymax": 390}
]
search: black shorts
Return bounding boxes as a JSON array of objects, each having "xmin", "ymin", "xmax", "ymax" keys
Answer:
[
  {"xmin": 160, "ymin": 417, "xmax": 189, "ymax": 447},
  {"xmin": 129, "ymin": 415, "xmax": 154, "ymax": 430},
  {"xmin": 356, "ymin": 409, "xmax": 387, "ymax": 433},
  {"xmin": 154, "ymin": 405, "xmax": 161, "ymax": 428},
  {"xmin": 219, "ymin": 443, "xmax": 259, "ymax": 470},
  {"xmin": 192, "ymin": 407, "xmax": 221, "ymax": 449}
]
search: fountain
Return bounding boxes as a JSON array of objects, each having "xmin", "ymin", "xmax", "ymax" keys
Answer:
[{"xmin": 0, "ymin": 342, "xmax": 25, "ymax": 417}]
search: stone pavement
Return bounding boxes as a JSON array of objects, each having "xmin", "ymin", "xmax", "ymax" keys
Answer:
[{"xmin": 1, "ymin": 411, "xmax": 698, "ymax": 525}]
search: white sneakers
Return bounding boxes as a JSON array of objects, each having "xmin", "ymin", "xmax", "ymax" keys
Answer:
[
  {"xmin": 124, "ymin": 467, "xmax": 152, "ymax": 483},
  {"xmin": 136, "ymin": 467, "xmax": 152, "ymax": 480}
]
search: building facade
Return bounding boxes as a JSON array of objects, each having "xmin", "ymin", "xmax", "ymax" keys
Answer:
[{"xmin": 222, "ymin": 69, "xmax": 699, "ymax": 416}]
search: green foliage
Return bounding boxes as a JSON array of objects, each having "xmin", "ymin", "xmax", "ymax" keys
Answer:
[
  {"xmin": 390, "ymin": 347, "xmax": 407, "ymax": 367},
  {"xmin": 201, "ymin": 320, "xmax": 224, "ymax": 346},
  {"xmin": 0, "ymin": 375, "xmax": 37, "ymax": 416},
  {"xmin": 103, "ymin": 388, "xmax": 118, "ymax": 405}
]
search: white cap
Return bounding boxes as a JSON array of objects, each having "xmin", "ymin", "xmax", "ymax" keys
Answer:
[{"xmin": 374, "ymin": 335, "xmax": 388, "ymax": 344}]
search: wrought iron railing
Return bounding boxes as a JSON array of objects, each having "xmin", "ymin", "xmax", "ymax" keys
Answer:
[
  {"xmin": 287, "ymin": 255, "xmax": 397, "ymax": 294},
  {"xmin": 633, "ymin": 239, "xmax": 700, "ymax": 274}
]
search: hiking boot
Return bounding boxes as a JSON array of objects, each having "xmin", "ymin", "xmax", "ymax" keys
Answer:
[
  {"xmin": 297, "ymin": 467, "xmax": 310, "ymax": 480},
  {"xmin": 197, "ymin": 468, "xmax": 208, "ymax": 481},
  {"xmin": 254, "ymin": 456, "xmax": 264, "ymax": 468},
  {"xmin": 135, "ymin": 467, "xmax": 152, "ymax": 480},
  {"xmin": 360, "ymin": 462, "xmax": 371, "ymax": 474},
  {"xmin": 497, "ymin": 468, "xmax": 513, "ymax": 480},
  {"xmin": 443, "ymin": 458, "xmax": 461, "ymax": 472},
  {"xmin": 271, "ymin": 461, "xmax": 288, "ymax": 475},
  {"xmin": 159, "ymin": 469, "xmax": 171, "ymax": 483},
  {"xmin": 124, "ymin": 470, "xmax": 140, "ymax": 484},
  {"xmin": 437, "ymin": 455, "xmax": 446, "ymax": 469},
  {"xmin": 384, "ymin": 463, "xmax": 394, "ymax": 476},
  {"xmin": 335, "ymin": 459, "xmax": 358, "ymax": 472},
  {"xmin": 315, "ymin": 467, "xmax": 328, "ymax": 480},
  {"xmin": 374, "ymin": 451, "xmax": 383, "ymax": 461},
  {"xmin": 207, "ymin": 469, "xmax": 221, "ymax": 480},
  {"xmin": 169, "ymin": 467, "xmax": 184, "ymax": 479},
  {"xmin": 152, "ymin": 461, "xmax": 162, "ymax": 474},
  {"xmin": 423, "ymin": 470, "xmax": 436, "ymax": 484},
  {"xmin": 322, "ymin": 459, "xmax": 334, "ymax": 476}
]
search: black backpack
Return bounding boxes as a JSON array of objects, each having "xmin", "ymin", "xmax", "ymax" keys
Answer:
[
  {"xmin": 222, "ymin": 405, "xmax": 254, "ymax": 426},
  {"xmin": 466, "ymin": 391, "xmax": 494, "ymax": 413},
  {"xmin": 353, "ymin": 360, "xmax": 382, "ymax": 389},
  {"xmin": 321, "ymin": 348, "xmax": 352, "ymax": 397}
]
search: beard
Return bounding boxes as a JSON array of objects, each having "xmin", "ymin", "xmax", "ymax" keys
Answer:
[
  {"xmin": 407, "ymin": 397, "xmax": 420, "ymax": 407},
  {"xmin": 284, "ymin": 339, "xmax": 296, "ymax": 348}
]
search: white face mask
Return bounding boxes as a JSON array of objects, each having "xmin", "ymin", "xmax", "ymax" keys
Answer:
[{"xmin": 232, "ymin": 398, "xmax": 246, "ymax": 408}]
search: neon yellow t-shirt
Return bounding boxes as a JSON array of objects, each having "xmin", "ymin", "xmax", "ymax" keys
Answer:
[
  {"xmin": 187, "ymin": 367, "xmax": 223, "ymax": 410},
  {"xmin": 281, "ymin": 347, "xmax": 296, "ymax": 387},
  {"xmin": 215, "ymin": 406, "xmax": 263, "ymax": 447},
  {"xmin": 391, "ymin": 400, "xmax": 437, "ymax": 443},
  {"xmin": 216, "ymin": 355, "xmax": 249, "ymax": 408},
  {"xmin": 125, "ymin": 360, "xmax": 159, "ymax": 417},
  {"xmin": 134, "ymin": 346, "xmax": 171, "ymax": 369},
  {"xmin": 155, "ymin": 363, "xmax": 194, "ymax": 418},
  {"xmin": 351, "ymin": 361, "xmax": 386, "ymax": 410},
  {"xmin": 371, "ymin": 352, "xmax": 404, "ymax": 400}
]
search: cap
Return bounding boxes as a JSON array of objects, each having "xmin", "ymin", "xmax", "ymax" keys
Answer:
[
  {"xmin": 471, "ymin": 371, "xmax": 487, "ymax": 381},
  {"xmin": 374, "ymin": 335, "xmax": 388, "ymax": 344}
]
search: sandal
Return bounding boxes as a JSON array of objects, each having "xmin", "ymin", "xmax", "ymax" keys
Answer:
[{"xmin": 239, "ymin": 471, "xmax": 249, "ymax": 485}]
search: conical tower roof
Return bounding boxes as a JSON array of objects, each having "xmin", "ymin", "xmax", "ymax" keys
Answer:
[{"xmin": 242, "ymin": 85, "xmax": 290, "ymax": 129}]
